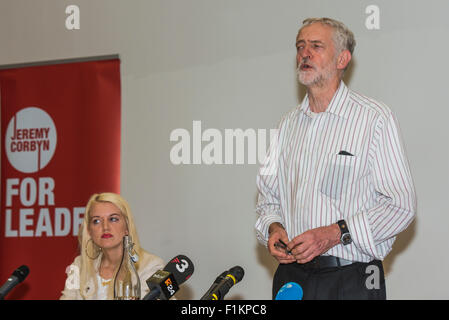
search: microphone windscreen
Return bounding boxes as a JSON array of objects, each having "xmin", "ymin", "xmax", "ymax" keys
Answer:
[
  {"xmin": 12, "ymin": 265, "xmax": 30, "ymax": 283},
  {"xmin": 163, "ymin": 255, "xmax": 194, "ymax": 285},
  {"xmin": 228, "ymin": 266, "xmax": 244, "ymax": 283},
  {"xmin": 275, "ymin": 282, "xmax": 303, "ymax": 300}
]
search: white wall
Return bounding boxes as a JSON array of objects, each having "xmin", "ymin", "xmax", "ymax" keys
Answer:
[{"xmin": 1, "ymin": 0, "xmax": 448, "ymax": 299}]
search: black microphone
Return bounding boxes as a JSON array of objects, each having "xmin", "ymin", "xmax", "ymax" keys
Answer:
[
  {"xmin": 200, "ymin": 270, "xmax": 228, "ymax": 299},
  {"xmin": 200, "ymin": 266, "xmax": 244, "ymax": 300},
  {"xmin": 0, "ymin": 265, "xmax": 30, "ymax": 300},
  {"xmin": 142, "ymin": 255, "xmax": 194, "ymax": 300}
]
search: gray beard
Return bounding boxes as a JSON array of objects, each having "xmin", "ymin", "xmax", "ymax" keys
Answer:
[{"xmin": 296, "ymin": 61, "xmax": 338, "ymax": 88}]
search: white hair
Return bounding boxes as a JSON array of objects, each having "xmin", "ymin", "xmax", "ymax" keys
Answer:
[{"xmin": 299, "ymin": 17, "xmax": 356, "ymax": 56}]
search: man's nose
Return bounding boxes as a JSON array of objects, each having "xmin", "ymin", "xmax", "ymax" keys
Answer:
[{"xmin": 298, "ymin": 47, "xmax": 312, "ymax": 62}]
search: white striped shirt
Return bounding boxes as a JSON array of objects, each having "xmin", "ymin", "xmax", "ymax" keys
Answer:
[{"xmin": 255, "ymin": 81, "xmax": 416, "ymax": 262}]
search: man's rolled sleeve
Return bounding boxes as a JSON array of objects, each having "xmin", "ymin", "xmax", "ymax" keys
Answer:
[
  {"xmin": 346, "ymin": 111, "xmax": 417, "ymax": 260},
  {"xmin": 255, "ymin": 171, "xmax": 284, "ymax": 247}
]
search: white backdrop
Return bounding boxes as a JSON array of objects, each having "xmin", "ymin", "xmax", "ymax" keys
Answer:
[{"xmin": 1, "ymin": 0, "xmax": 448, "ymax": 299}]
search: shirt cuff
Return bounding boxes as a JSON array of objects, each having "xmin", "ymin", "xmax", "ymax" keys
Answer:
[
  {"xmin": 255, "ymin": 213, "xmax": 285, "ymax": 247},
  {"xmin": 346, "ymin": 212, "xmax": 385, "ymax": 260}
]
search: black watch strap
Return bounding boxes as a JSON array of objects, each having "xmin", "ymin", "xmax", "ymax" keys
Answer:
[{"xmin": 337, "ymin": 219, "xmax": 352, "ymax": 245}]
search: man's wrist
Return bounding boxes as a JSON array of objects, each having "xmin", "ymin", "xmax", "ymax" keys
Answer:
[
  {"xmin": 268, "ymin": 222, "xmax": 285, "ymax": 235},
  {"xmin": 330, "ymin": 223, "xmax": 341, "ymax": 245}
]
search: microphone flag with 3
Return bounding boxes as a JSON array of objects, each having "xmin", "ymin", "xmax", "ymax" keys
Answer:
[
  {"xmin": 200, "ymin": 266, "xmax": 244, "ymax": 300},
  {"xmin": 142, "ymin": 255, "xmax": 194, "ymax": 300},
  {"xmin": 0, "ymin": 265, "xmax": 30, "ymax": 300},
  {"xmin": 275, "ymin": 282, "xmax": 303, "ymax": 300}
]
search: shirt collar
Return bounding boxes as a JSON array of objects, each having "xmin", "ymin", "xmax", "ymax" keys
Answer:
[{"xmin": 300, "ymin": 81, "xmax": 350, "ymax": 119}]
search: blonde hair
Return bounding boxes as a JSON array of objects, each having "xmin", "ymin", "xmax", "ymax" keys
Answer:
[{"xmin": 78, "ymin": 192, "xmax": 145, "ymax": 299}]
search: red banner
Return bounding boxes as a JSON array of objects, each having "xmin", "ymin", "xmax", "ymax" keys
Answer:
[{"xmin": 0, "ymin": 57, "xmax": 121, "ymax": 299}]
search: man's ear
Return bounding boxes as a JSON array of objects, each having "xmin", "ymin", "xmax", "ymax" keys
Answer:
[{"xmin": 337, "ymin": 50, "xmax": 352, "ymax": 71}]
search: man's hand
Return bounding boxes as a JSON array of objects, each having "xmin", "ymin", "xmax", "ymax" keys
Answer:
[
  {"xmin": 267, "ymin": 223, "xmax": 296, "ymax": 264},
  {"xmin": 287, "ymin": 224, "xmax": 341, "ymax": 264}
]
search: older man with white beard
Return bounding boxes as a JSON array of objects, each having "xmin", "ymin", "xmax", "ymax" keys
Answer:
[{"xmin": 255, "ymin": 18, "xmax": 416, "ymax": 300}]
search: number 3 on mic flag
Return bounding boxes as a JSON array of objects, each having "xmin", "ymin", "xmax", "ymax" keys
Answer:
[{"xmin": 176, "ymin": 259, "xmax": 190, "ymax": 273}]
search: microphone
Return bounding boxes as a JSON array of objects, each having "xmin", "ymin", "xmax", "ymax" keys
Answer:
[
  {"xmin": 142, "ymin": 255, "xmax": 194, "ymax": 300},
  {"xmin": 275, "ymin": 282, "xmax": 303, "ymax": 300},
  {"xmin": 200, "ymin": 270, "xmax": 228, "ymax": 299},
  {"xmin": 200, "ymin": 266, "xmax": 244, "ymax": 300},
  {"xmin": 0, "ymin": 265, "xmax": 30, "ymax": 300}
]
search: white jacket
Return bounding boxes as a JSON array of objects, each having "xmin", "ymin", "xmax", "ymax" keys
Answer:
[{"xmin": 60, "ymin": 251, "xmax": 165, "ymax": 300}]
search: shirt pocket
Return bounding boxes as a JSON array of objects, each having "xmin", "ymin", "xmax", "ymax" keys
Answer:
[{"xmin": 320, "ymin": 154, "xmax": 358, "ymax": 199}]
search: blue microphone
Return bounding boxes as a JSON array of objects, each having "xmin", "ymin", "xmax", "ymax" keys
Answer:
[{"xmin": 275, "ymin": 282, "xmax": 303, "ymax": 300}]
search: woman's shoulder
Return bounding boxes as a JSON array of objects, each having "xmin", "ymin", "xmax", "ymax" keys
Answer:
[
  {"xmin": 60, "ymin": 255, "xmax": 84, "ymax": 300},
  {"xmin": 137, "ymin": 250, "xmax": 167, "ymax": 282},
  {"xmin": 65, "ymin": 254, "xmax": 83, "ymax": 269},
  {"xmin": 139, "ymin": 250, "xmax": 165, "ymax": 270}
]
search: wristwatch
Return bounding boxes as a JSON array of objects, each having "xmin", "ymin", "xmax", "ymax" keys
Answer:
[{"xmin": 337, "ymin": 220, "xmax": 352, "ymax": 245}]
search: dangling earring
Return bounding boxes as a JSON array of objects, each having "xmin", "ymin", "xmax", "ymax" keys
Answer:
[{"xmin": 86, "ymin": 238, "xmax": 101, "ymax": 260}]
